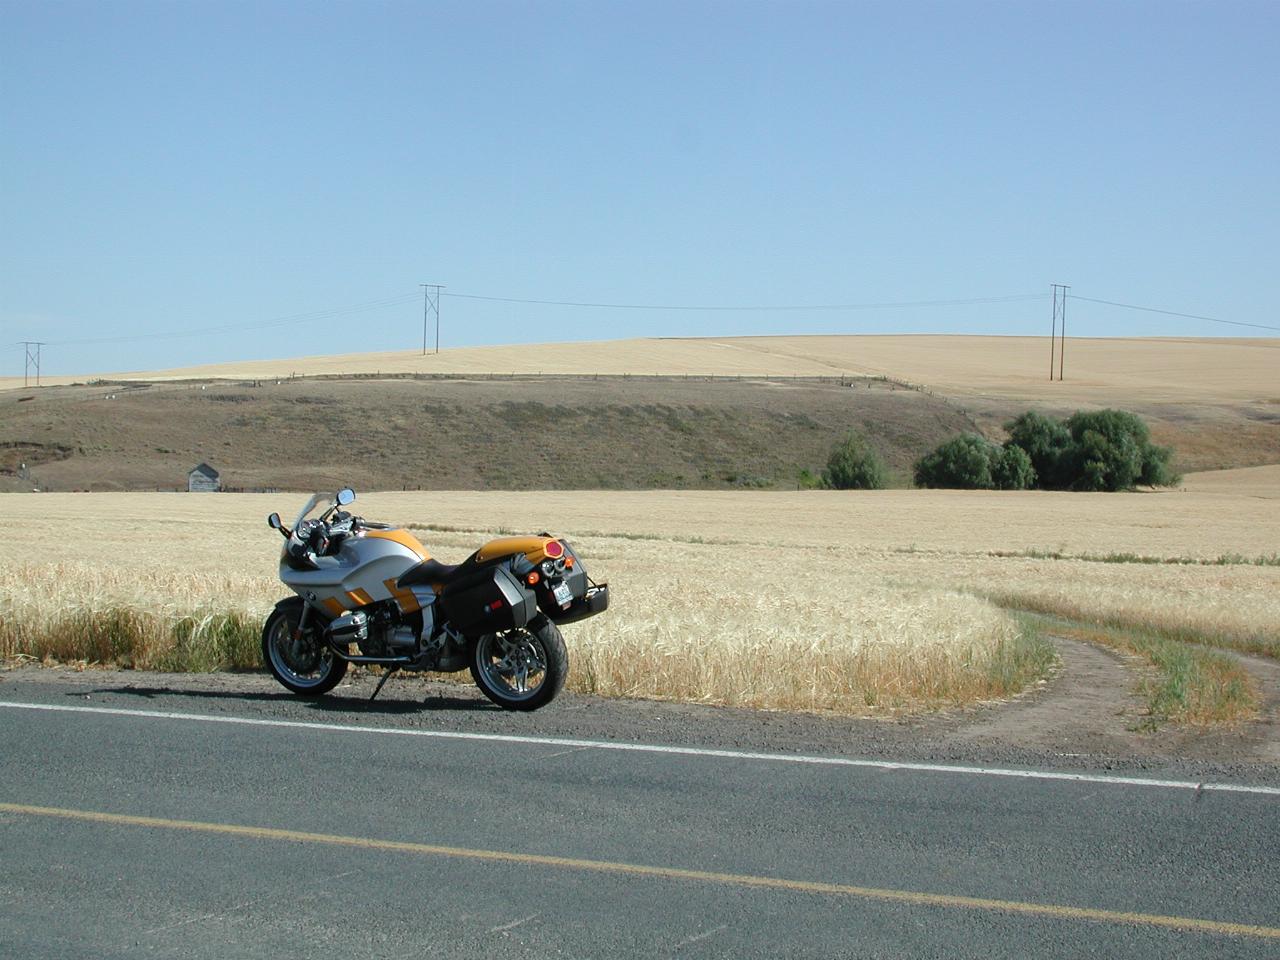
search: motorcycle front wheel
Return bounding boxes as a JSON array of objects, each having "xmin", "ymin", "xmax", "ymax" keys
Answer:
[
  {"xmin": 470, "ymin": 617, "xmax": 568, "ymax": 712},
  {"xmin": 261, "ymin": 598, "xmax": 348, "ymax": 697}
]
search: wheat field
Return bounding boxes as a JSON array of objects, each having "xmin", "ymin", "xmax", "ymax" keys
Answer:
[
  {"xmin": 3, "ymin": 472, "xmax": 1276, "ymax": 712},
  {"xmin": 0, "ymin": 497, "xmax": 1037, "ymax": 713},
  {"xmin": 4, "ymin": 334, "xmax": 1276, "ymax": 407}
]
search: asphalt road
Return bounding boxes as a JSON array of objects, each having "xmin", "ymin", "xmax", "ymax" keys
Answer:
[{"xmin": 1, "ymin": 676, "xmax": 1278, "ymax": 959}]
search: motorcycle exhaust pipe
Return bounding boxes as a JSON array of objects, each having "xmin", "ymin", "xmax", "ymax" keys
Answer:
[{"xmin": 336, "ymin": 653, "xmax": 415, "ymax": 666}]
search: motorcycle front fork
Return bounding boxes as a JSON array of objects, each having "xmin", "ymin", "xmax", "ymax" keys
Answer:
[{"xmin": 293, "ymin": 602, "xmax": 313, "ymax": 641}]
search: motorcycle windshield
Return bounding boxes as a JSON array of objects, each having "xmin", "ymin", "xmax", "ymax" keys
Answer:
[{"xmin": 291, "ymin": 491, "xmax": 337, "ymax": 530}]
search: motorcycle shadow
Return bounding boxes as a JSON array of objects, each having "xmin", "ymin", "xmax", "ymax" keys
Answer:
[{"xmin": 84, "ymin": 684, "xmax": 499, "ymax": 714}]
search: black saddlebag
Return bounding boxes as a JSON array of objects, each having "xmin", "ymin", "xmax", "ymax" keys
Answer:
[{"xmin": 439, "ymin": 565, "xmax": 537, "ymax": 636}]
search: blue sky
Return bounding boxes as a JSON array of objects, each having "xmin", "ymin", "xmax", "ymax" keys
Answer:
[{"xmin": 3, "ymin": 0, "xmax": 1276, "ymax": 375}]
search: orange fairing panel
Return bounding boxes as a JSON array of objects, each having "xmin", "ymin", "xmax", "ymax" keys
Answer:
[
  {"xmin": 383, "ymin": 578, "xmax": 422, "ymax": 614},
  {"xmin": 365, "ymin": 528, "xmax": 428, "ymax": 560},
  {"xmin": 475, "ymin": 536, "xmax": 557, "ymax": 564}
]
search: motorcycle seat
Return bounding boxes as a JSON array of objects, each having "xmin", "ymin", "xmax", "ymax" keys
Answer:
[{"xmin": 396, "ymin": 557, "xmax": 465, "ymax": 590}]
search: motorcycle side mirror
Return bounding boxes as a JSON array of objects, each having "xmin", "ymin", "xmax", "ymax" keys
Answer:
[
  {"xmin": 267, "ymin": 513, "xmax": 283, "ymax": 530},
  {"xmin": 336, "ymin": 488, "xmax": 355, "ymax": 506}
]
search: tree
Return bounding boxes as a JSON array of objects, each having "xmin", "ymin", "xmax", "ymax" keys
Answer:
[
  {"xmin": 913, "ymin": 434, "xmax": 998, "ymax": 489},
  {"xmin": 797, "ymin": 468, "xmax": 823, "ymax": 490},
  {"xmin": 822, "ymin": 433, "xmax": 888, "ymax": 490},
  {"xmin": 1004, "ymin": 411, "xmax": 1072, "ymax": 489},
  {"xmin": 992, "ymin": 443, "xmax": 1036, "ymax": 491},
  {"xmin": 913, "ymin": 409, "xmax": 1177, "ymax": 493},
  {"xmin": 1063, "ymin": 409, "xmax": 1178, "ymax": 492},
  {"xmin": 1139, "ymin": 442, "xmax": 1179, "ymax": 487}
]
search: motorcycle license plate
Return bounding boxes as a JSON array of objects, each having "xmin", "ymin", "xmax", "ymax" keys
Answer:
[{"xmin": 553, "ymin": 582, "xmax": 573, "ymax": 606}]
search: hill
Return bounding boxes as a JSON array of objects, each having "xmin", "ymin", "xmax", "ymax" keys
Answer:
[
  {"xmin": 0, "ymin": 375, "xmax": 976, "ymax": 492},
  {"xmin": 3, "ymin": 335, "xmax": 1276, "ymax": 492}
]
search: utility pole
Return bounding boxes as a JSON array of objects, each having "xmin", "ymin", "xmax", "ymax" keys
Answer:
[
  {"xmin": 20, "ymin": 341, "xmax": 45, "ymax": 387},
  {"xmin": 1049, "ymin": 284, "xmax": 1069, "ymax": 380},
  {"xmin": 1059, "ymin": 285, "xmax": 1067, "ymax": 381},
  {"xmin": 420, "ymin": 284, "xmax": 443, "ymax": 355}
]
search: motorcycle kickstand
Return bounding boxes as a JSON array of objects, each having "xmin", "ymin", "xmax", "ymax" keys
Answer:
[{"xmin": 370, "ymin": 666, "xmax": 399, "ymax": 702}]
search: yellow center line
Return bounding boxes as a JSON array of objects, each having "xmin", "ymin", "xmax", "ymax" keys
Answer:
[{"xmin": 3, "ymin": 801, "xmax": 1277, "ymax": 941}]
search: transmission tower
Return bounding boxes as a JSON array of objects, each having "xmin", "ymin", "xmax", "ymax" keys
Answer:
[
  {"xmin": 420, "ymin": 284, "xmax": 444, "ymax": 355},
  {"xmin": 1049, "ymin": 284, "xmax": 1069, "ymax": 380},
  {"xmin": 20, "ymin": 341, "xmax": 46, "ymax": 387}
]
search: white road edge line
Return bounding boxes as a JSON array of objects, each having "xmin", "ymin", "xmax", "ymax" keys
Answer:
[{"xmin": 2, "ymin": 699, "xmax": 1278, "ymax": 797}]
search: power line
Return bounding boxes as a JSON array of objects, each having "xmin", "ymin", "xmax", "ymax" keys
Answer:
[
  {"xmin": 1071, "ymin": 295, "xmax": 1280, "ymax": 333},
  {"xmin": 420, "ymin": 284, "xmax": 443, "ymax": 355},
  {"xmin": 18, "ymin": 290, "xmax": 1044, "ymax": 352},
  {"xmin": 19, "ymin": 341, "xmax": 45, "ymax": 386},
  {"xmin": 1049, "ymin": 284, "xmax": 1069, "ymax": 380},
  {"xmin": 41, "ymin": 293, "xmax": 423, "ymax": 347},
  {"xmin": 18, "ymin": 288, "xmax": 1274, "ymax": 356},
  {"xmin": 442, "ymin": 292, "xmax": 1045, "ymax": 312}
]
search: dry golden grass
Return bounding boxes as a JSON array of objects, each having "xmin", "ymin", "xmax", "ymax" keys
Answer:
[
  {"xmin": 1180, "ymin": 463, "xmax": 1280, "ymax": 499},
  {"xmin": 1027, "ymin": 617, "xmax": 1258, "ymax": 727},
  {"xmin": 900, "ymin": 555, "xmax": 1280, "ymax": 657},
  {"xmin": 1, "ymin": 492, "xmax": 1052, "ymax": 712},
  {"xmin": 547, "ymin": 540, "xmax": 1036, "ymax": 711},
  {"xmin": 4, "ymin": 334, "xmax": 1276, "ymax": 407},
  {"xmin": 7, "ymin": 474, "xmax": 1276, "ymax": 561},
  {"xmin": 4, "ymin": 474, "xmax": 1277, "ymax": 714}
]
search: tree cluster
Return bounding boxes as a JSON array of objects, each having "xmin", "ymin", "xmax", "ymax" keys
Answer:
[
  {"xmin": 819, "ymin": 432, "xmax": 888, "ymax": 490},
  {"xmin": 912, "ymin": 409, "xmax": 1178, "ymax": 492}
]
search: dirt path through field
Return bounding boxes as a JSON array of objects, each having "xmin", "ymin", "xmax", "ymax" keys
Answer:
[
  {"xmin": 944, "ymin": 634, "xmax": 1280, "ymax": 765},
  {"xmin": 945, "ymin": 636, "xmax": 1151, "ymax": 756}
]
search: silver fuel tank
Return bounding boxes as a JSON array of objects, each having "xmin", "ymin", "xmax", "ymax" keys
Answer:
[{"xmin": 281, "ymin": 529, "xmax": 429, "ymax": 618}]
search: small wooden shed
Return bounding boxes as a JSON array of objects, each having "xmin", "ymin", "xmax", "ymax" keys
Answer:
[{"xmin": 188, "ymin": 462, "xmax": 221, "ymax": 492}]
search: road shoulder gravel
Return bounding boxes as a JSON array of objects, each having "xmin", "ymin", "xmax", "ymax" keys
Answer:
[{"xmin": 3, "ymin": 633, "xmax": 1278, "ymax": 788}]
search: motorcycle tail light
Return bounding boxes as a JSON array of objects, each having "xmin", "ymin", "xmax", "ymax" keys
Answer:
[{"xmin": 544, "ymin": 540, "xmax": 564, "ymax": 559}]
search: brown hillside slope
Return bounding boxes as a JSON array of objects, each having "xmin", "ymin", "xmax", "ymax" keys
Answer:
[
  {"xmin": 3, "ymin": 336, "xmax": 1275, "ymax": 491},
  {"xmin": 0, "ymin": 376, "xmax": 977, "ymax": 492}
]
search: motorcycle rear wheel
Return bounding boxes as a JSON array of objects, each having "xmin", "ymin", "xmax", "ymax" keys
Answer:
[
  {"xmin": 470, "ymin": 617, "xmax": 568, "ymax": 712},
  {"xmin": 262, "ymin": 598, "xmax": 348, "ymax": 697}
]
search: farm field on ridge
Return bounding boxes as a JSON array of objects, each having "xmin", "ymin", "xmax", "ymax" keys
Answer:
[{"xmin": 5, "ymin": 334, "xmax": 1277, "ymax": 405}]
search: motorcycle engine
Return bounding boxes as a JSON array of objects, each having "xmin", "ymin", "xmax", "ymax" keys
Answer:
[
  {"xmin": 385, "ymin": 624, "xmax": 418, "ymax": 651},
  {"xmin": 351, "ymin": 602, "xmax": 420, "ymax": 657}
]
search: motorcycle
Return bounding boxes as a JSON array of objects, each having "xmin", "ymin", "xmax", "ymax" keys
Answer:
[{"xmin": 262, "ymin": 489, "xmax": 608, "ymax": 711}]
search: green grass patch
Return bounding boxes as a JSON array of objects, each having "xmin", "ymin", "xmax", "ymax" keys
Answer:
[
  {"xmin": 989, "ymin": 613, "xmax": 1060, "ymax": 696},
  {"xmin": 1010, "ymin": 611, "xmax": 1258, "ymax": 727},
  {"xmin": 0, "ymin": 608, "xmax": 261, "ymax": 672},
  {"xmin": 986, "ymin": 548, "xmax": 1280, "ymax": 567},
  {"xmin": 983, "ymin": 591, "xmax": 1279, "ymax": 661}
]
